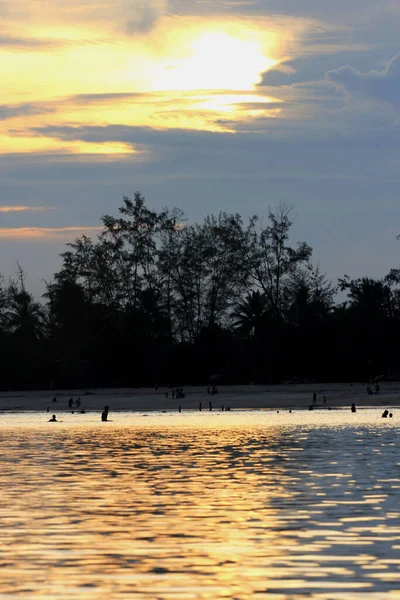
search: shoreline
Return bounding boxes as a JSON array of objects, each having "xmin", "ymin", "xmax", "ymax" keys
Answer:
[{"xmin": 1, "ymin": 382, "xmax": 399, "ymax": 413}]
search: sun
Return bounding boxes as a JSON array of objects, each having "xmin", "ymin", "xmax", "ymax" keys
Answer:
[{"xmin": 151, "ymin": 29, "xmax": 277, "ymax": 92}]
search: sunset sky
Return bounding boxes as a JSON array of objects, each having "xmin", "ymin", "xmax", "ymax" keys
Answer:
[{"xmin": 1, "ymin": 0, "xmax": 400, "ymax": 294}]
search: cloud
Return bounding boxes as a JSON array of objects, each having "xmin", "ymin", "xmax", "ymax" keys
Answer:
[
  {"xmin": 68, "ymin": 92, "xmax": 148, "ymax": 104},
  {"xmin": 28, "ymin": 124, "xmax": 235, "ymax": 149},
  {"xmin": 0, "ymin": 103, "xmax": 54, "ymax": 121},
  {"xmin": 124, "ymin": 0, "xmax": 167, "ymax": 34},
  {"xmin": 0, "ymin": 33, "xmax": 58, "ymax": 48},
  {"xmin": 0, "ymin": 206, "xmax": 54, "ymax": 212},
  {"xmin": 258, "ymin": 50, "xmax": 389, "ymax": 88},
  {"xmin": 0, "ymin": 226, "xmax": 102, "ymax": 240},
  {"xmin": 0, "ymin": 1, "xmax": 167, "ymax": 36},
  {"xmin": 326, "ymin": 53, "xmax": 400, "ymax": 109}
]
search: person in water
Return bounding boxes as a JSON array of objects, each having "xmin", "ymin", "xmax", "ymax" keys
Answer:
[
  {"xmin": 49, "ymin": 415, "xmax": 57, "ymax": 422},
  {"xmin": 351, "ymin": 403, "xmax": 356, "ymax": 413},
  {"xmin": 382, "ymin": 409, "xmax": 389, "ymax": 418},
  {"xmin": 101, "ymin": 405, "xmax": 109, "ymax": 421}
]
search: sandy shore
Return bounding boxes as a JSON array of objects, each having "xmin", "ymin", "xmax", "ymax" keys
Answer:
[{"xmin": 0, "ymin": 382, "xmax": 399, "ymax": 413}]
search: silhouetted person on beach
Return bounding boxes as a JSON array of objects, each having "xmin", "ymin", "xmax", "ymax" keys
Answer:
[
  {"xmin": 101, "ymin": 405, "xmax": 109, "ymax": 421},
  {"xmin": 178, "ymin": 405, "xmax": 181, "ymax": 412},
  {"xmin": 52, "ymin": 396, "xmax": 57, "ymax": 403},
  {"xmin": 351, "ymin": 403, "xmax": 356, "ymax": 413},
  {"xmin": 309, "ymin": 405, "xmax": 313, "ymax": 411},
  {"xmin": 312, "ymin": 392, "xmax": 317, "ymax": 405},
  {"xmin": 209, "ymin": 401, "xmax": 212, "ymax": 411},
  {"xmin": 49, "ymin": 415, "xmax": 57, "ymax": 422},
  {"xmin": 199, "ymin": 402, "xmax": 202, "ymax": 411},
  {"xmin": 221, "ymin": 405, "xmax": 225, "ymax": 411},
  {"xmin": 389, "ymin": 412, "xmax": 393, "ymax": 418},
  {"xmin": 68, "ymin": 398, "xmax": 74, "ymax": 408},
  {"xmin": 80, "ymin": 409, "xmax": 86, "ymax": 414},
  {"xmin": 323, "ymin": 396, "xmax": 327, "ymax": 405},
  {"xmin": 382, "ymin": 409, "xmax": 389, "ymax": 418}
]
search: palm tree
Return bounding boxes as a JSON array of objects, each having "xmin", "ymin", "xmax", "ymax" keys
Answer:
[
  {"xmin": 232, "ymin": 291, "xmax": 269, "ymax": 379},
  {"xmin": 232, "ymin": 290, "xmax": 268, "ymax": 339},
  {"xmin": 7, "ymin": 290, "xmax": 44, "ymax": 340}
]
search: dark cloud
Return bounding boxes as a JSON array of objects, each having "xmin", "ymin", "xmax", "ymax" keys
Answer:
[
  {"xmin": 28, "ymin": 124, "xmax": 236, "ymax": 149},
  {"xmin": 0, "ymin": 103, "xmax": 54, "ymax": 121},
  {"xmin": 169, "ymin": 0, "xmax": 390, "ymax": 20},
  {"xmin": 259, "ymin": 51, "xmax": 394, "ymax": 87},
  {"xmin": 123, "ymin": 0, "xmax": 166, "ymax": 34},
  {"xmin": 68, "ymin": 92, "xmax": 148, "ymax": 104},
  {"xmin": 326, "ymin": 53, "xmax": 400, "ymax": 109},
  {"xmin": 0, "ymin": 33, "xmax": 58, "ymax": 48}
]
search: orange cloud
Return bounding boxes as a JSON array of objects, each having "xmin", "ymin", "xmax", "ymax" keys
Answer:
[
  {"xmin": 0, "ymin": 206, "xmax": 54, "ymax": 212},
  {"xmin": 0, "ymin": 226, "xmax": 103, "ymax": 240}
]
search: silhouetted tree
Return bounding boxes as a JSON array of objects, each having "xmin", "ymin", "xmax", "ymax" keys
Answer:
[
  {"xmin": 246, "ymin": 202, "xmax": 312, "ymax": 321},
  {"xmin": 1, "ymin": 192, "xmax": 400, "ymax": 389}
]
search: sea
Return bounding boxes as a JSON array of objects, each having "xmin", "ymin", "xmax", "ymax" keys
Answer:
[{"xmin": 0, "ymin": 409, "xmax": 399, "ymax": 599}]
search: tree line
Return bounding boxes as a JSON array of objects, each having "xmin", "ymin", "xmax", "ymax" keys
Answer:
[{"xmin": 1, "ymin": 192, "xmax": 399, "ymax": 390}]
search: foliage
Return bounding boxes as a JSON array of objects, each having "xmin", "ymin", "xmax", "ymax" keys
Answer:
[{"xmin": 0, "ymin": 193, "xmax": 399, "ymax": 389}]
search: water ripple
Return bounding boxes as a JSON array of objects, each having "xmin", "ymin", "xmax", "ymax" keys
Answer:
[{"xmin": 0, "ymin": 410, "xmax": 398, "ymax": 599}]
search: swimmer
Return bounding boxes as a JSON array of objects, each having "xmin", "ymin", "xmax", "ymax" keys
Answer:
[
  {"xmin": 48, "ymin": 415, "xmax": 57, "ymax": 422},
  {"xmin": 101, "ymin": 405, "xmax": 109, "ymax": 422}
]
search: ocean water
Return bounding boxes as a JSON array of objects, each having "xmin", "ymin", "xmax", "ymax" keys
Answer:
[{"xmin": 0, "ymin": 409, "xmax": 399, "ymax": 599}]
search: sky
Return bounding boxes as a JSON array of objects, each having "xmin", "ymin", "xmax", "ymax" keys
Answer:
[{"xmin": 1, "ymin": 0, "xmax": 400, "ymax": 297}]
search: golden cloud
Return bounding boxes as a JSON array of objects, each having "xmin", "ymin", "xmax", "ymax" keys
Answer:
[
  {"xmin": 0, "ymin": 226, "xmax": 103, "ymax": 240},
  {"xmin": 0, "ymin": 206, "xmax": 54, "ymax": 212}
]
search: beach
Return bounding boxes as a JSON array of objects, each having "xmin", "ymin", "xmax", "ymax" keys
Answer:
[{"xmin": 1, "ymin": 382, "xmax": 399, "ymax": 413}]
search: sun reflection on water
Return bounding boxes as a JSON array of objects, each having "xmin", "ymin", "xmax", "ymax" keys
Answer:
[{"xmin": 0, "ymin": 411, "xmax": 398, "ymax": 599}]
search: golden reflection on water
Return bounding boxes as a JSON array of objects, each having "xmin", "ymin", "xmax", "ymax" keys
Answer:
[{"xmin": 0, "ymin": 410, "xmax": 399, "ymax": 599}]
